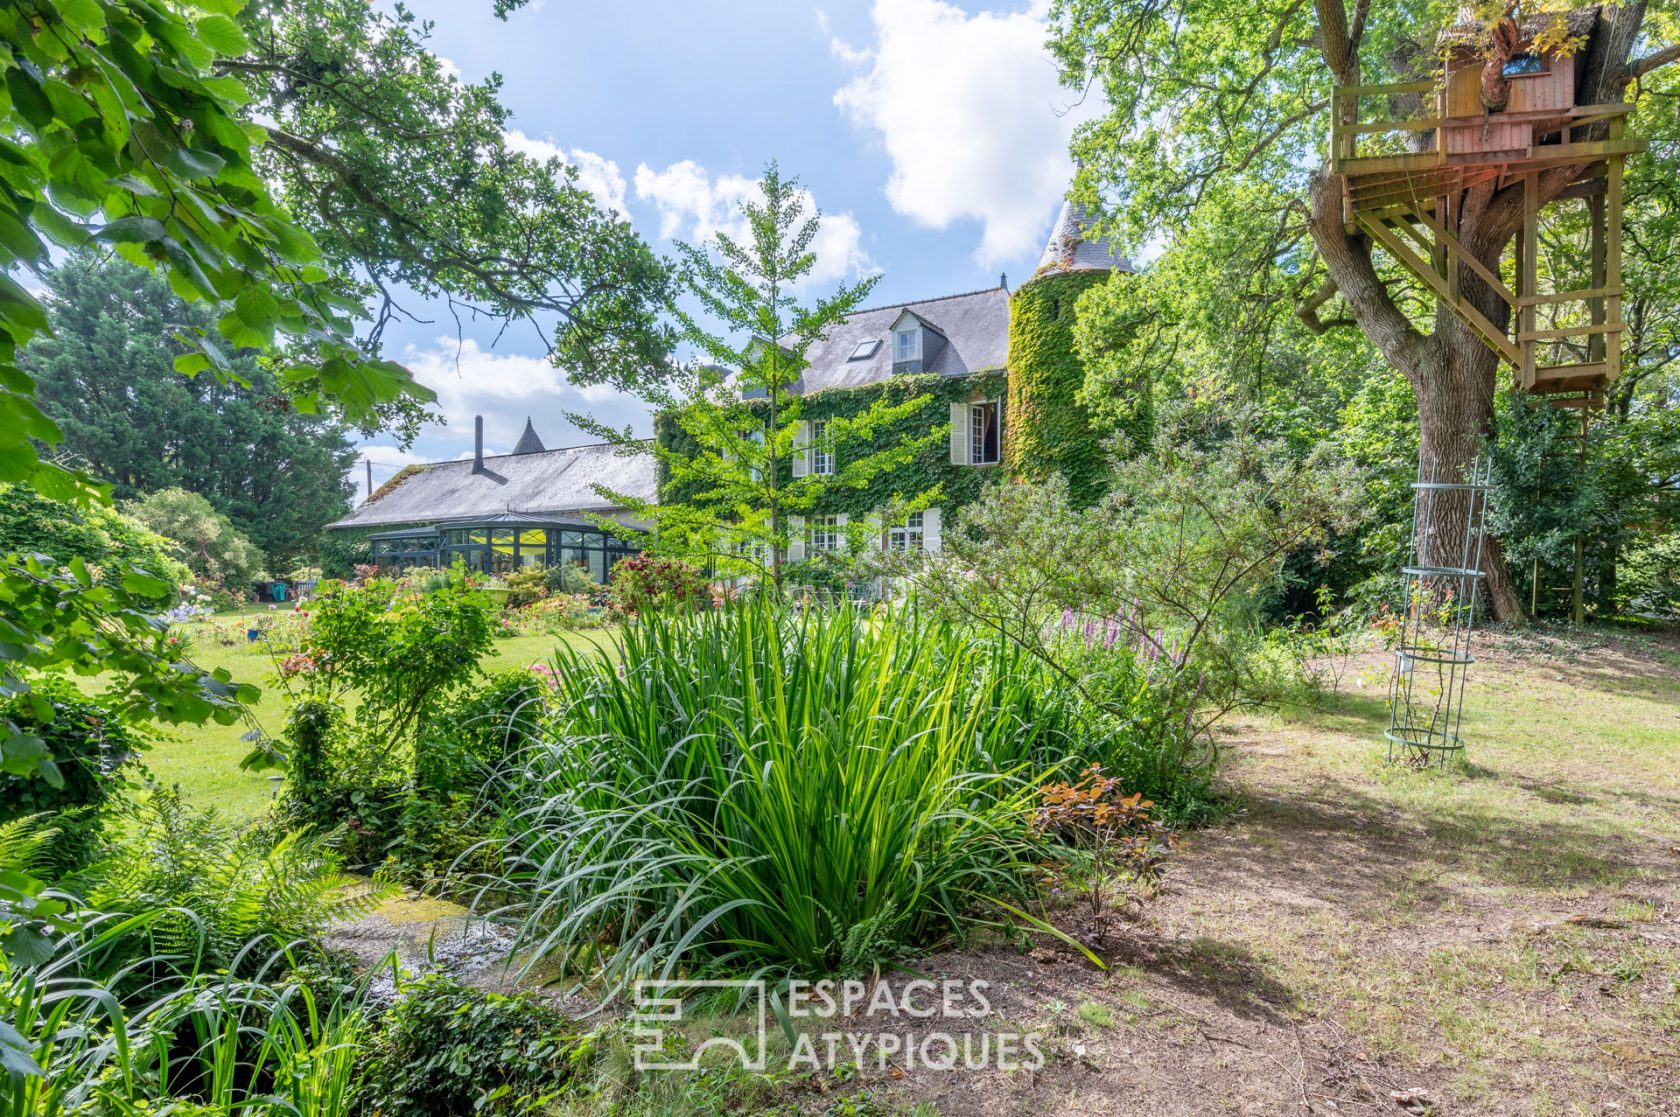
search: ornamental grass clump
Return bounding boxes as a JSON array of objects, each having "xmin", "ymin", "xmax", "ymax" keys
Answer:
[{"xmin": 477, "ymin": 598, "xmax": 1071, "ymax": 991}]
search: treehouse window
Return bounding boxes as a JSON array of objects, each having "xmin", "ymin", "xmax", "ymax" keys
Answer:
[{"xmin": 1502, "ymin": 53, "xmax": 1543, "ymax": 77}]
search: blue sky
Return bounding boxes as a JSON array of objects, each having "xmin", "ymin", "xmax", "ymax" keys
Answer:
[{"xmin": 357, "ymin": 0, "xmax": 1093, "ymax": 497}]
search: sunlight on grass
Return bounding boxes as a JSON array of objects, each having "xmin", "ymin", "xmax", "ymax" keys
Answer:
[{"xmin": 81, "ymin": 614, "xmax": 618, "ymax": 821}]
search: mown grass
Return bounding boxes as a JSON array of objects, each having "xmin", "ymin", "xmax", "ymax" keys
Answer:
[
  {"xmin": 81, "ymin": 608, "xmax": 616, "ymax": 820},
  {"xmin": 1200, "ymin": 625, "xmax": 1680, "ymax": 1109}
]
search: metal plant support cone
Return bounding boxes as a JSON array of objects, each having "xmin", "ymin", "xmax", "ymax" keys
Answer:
[{"xmin": 1385, "ymin": 455, "xmax": 1490, "ymax": 768}]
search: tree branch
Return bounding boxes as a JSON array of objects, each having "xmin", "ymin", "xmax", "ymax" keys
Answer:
[{"xmin": 1629, "ymin": 42, "xmax": 1680, "ymax": 79}]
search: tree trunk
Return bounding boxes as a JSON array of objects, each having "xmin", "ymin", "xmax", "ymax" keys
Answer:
[
  {"xmin": 1306, "ymin": 171, "xmax": 1526, "ymax": 620},
  {"xmin": 1417, "ymin": 312, "xmax": 1524, "ymax": 621}
]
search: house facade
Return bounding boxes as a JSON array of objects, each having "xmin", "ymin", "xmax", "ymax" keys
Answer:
[
  {"xmin": 324, "ymin": 197, "xmax": 1127, "ymax": 578},
  {"xmin": 717, "ymin": 197, "xmax": 1129, "ymax": 560}
]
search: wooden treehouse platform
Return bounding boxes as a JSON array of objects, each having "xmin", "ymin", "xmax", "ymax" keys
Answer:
[{"xmin": 1330, "ymin": 46, "xmax": 1647, "ymax": 400}]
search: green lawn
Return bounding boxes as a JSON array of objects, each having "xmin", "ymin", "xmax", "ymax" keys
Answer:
[{"xmin": 105, "ymin": 610, "xmax": 618, "ymax": 821}]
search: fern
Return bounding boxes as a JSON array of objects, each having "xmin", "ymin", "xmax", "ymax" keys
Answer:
[
  {"xmin": 0, "ymin": 812, "xmax": 59, "ymax": 874},
  {"xmin": 81, "ymin": 787, "xmax": 391, "ymax": 974}
]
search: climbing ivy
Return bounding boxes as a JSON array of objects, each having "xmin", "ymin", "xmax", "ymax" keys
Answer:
[
  {"xmin": 1005, "ymin": 273, "xmax": 1112, "ymax": 506},
  {"xmin": 657, "ymin": 369, "xmax": 1009, "ymax": 523}
]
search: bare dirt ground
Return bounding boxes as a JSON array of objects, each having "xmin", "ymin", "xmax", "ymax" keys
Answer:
[
  {"xmin": 801, "ymin": 627, "xmax": 1680, "ymax": 1117},
  {"xmin": 335, "ymin": 626, "xmax": 1680, "ymax": 1116}
]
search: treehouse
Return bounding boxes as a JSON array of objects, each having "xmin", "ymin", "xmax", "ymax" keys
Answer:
[{"xmin": 1329, "ymin": 9, "xmax": 1647, "ymax": 400}]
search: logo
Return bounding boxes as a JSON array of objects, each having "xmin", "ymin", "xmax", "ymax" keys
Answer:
[
  {"xmin": 629, "ymin": 978, "xmax": 1043, "ymax": 1073},
  {"xmin": 630, "ymin": 979, "xmax": 769, "ymax": 1071}
]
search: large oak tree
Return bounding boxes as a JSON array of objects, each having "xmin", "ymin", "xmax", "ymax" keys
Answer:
[{"xmin": 1049, "ymin": 1, "xmax": 1679, "ymax": 618}]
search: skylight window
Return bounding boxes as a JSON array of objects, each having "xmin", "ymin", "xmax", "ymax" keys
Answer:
[{"xmin": 848, "ymin": 339, "xmax": 881, "ymax": 361}]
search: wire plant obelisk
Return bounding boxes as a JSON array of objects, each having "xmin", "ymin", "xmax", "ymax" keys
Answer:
[{"xmin": 1385, "ymin": 454, "xmax": 1491, "ymax": 768}]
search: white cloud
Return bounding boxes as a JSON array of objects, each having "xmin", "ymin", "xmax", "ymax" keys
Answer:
[
  {"xmin": 505, "ymin": 129, "xmax": 629, "ymax": 216},
  {"xmin": 831, "ymin": 0, "xmax": 1094, "ymax": 266},
  {"xmin": 632, "ymin": 160, "xmax": 875, "ymax": 290},
  {"xmin": 349, "ymin": 336, "xmax": 647, "ymax": 501}
]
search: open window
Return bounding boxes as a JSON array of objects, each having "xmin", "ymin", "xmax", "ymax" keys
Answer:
[{"xmin": 969, "ymin": 399, "xmax": 1001, "ymax": 465}]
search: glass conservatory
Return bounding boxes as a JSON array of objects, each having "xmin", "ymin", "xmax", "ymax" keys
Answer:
[{"xmin": 366, "ymin": 512, "xmax": 641, "ymax": 582}]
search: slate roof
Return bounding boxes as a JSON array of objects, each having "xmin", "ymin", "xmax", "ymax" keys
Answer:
[
  {"xmin": 512, "ymin": 418, "xmax": 546, "ymax": 455},
  {"xmin": 1035, "ymin": 199, "xmax": 1134, "ymax": 277},
  {"xmin": 327, "ymin": 441, "xmax": 657, "ymax": 530},
  {"xmin": 791, "ymin": 286, "xmax": 1011, "ymax": 394}
]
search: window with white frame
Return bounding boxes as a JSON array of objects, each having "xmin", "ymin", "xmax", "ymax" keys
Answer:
[
  {"xmin": 810, "ymin": 419, "xmax": 835, "ymax": 475},
  {"xmin": 808, "ymin": 514, "xmax": 841, "ymax": 554},
  {"xmin": 894, "ymin": 327, "xmax": 919, "ymax": 363},
  {"xmin": 886, "ymin": 511, "xmax": 924, "ymax": 553},
  {"xmin": 970, "ymin": 400, "xmax": 1000, "ymax": 465}
]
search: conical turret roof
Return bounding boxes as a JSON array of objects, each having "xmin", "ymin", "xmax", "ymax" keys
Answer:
[
  {"xmin": 1035, "ymin": 198, "xmax": 1132, "ymax": 278},
  {"xmin": 512, "ymin": 418, "xmax": 546, "ymax": 455}
]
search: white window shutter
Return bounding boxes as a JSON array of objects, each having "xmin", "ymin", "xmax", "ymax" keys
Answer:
[
  {"xmin": 924, "ymin": 506, "xmax": 942, "ymax": 553},
  {"xmin": 948, "ymin": 403, "xmax": 968, "ymax": 465},
  {"xmin": 787, "ymin": 515, "xmax": 805, "ymax": 561},
  {"xmin": 791, "ymin": 421, "xmax": 810, "ymax": 477}
]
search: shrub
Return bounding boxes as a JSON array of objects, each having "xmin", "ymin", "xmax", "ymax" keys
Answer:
[
  {"xmin": 0, "ymin": 677, "xmax": 144, "ymax": 873},
  {"xmin": 387, "ymin": 670, "xmax": 552, "ymax": 886},
  {"xmin": 603, "ymin": 554, "xmax": 708, "ymax": 616},
  {"xmin": 354, "ymin": 974, "xmax": 587, "ymax": 1117},
  {"xmin": 286, "ymin": 565, "xmax": 497, "ymax": 763},
  {"xmin": 481, "ymin": 599, "xmax": 1067, "ymax": 990},
  {"xmin": 543, "ymin": 561, "xmax": 598, "ymax": 597},
  {"xmin": 81, "ymin": 786, "xmax": 383, "ymax": 976},
  {"xmin": 1032, "ymin": 765, "xmax": 1175, "ymax": 943},
  {"xmin": 504, "ymin": 566, "xmax": 550, "ymax": 609},
  {"xmin": 1043, "ymin": 611, "xmax": 1218, "ymax": 821},
  {"xmin": 125, "ymin": 487, "xmax": 267, "ymax": 587},
  {"xmin": 416, "ymin": 669, "xmax": 550, "ymax": 794},
  {"xmin": 525, "ymin": 593, "xmax": 606, "ymax": 632},
  {"xmin": 0, "ymin": 481, "xmax": 190, "ymax": 591}
]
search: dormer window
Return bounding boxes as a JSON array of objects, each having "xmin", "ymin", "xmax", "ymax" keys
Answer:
[{"xmin": 894, "ymin": 327, "xmax": 920, "ymax": 363}]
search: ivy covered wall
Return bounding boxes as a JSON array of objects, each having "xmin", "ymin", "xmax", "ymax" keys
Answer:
[
  {"xmin": 655, "ymin": 368, "xmax": 1009, "ymax": 520},
  {"xmin": 1005, "ymin": 271, "xmax": 1110, "ymax": 507}
]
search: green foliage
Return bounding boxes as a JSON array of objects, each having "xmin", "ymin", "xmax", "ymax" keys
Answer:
[
  {"xmin": 80, "ymin": 786, "xmax": 382, "ymax": 978},
  {"xmin": 126, "ymin": 487, "xmax": 267, "ymax": 589},
  {"xmin": 906, "ymin": 413, "xmax": 1365, "ymax": 815},
  {"xmin": 233, "ymin": 0, "xmax": 674, "ymax": 394},
  {"xmin": 654, "ymin": 368, "xmax": 1008, "ymax": 523},
  {"xmin": 286, "ymin": 566, "xmax": 498, "ymax": 762},
  {"xmin": 1618, "ymin": 530, "xmax": 1680, "ymax": 616},
  {"xmin": 0, "ymin": 550, "xmax": 258, "ymax": 784},
  {"xmin": 542, "ymin": 561, "xmax": 599, "ymax": 597},
  {"xmin": 0, "ymin": 0, "xmax": 435, "ymax": 506},
  {"xmin": 0, "ymin": 481, "xmax": 188, "ymax": 590},
  {"xmin": 603, "ymin": 554, "xmax": 710, "ymax": 616},
  {"xmin": 3, "ymin": 922, "xmax": 366, "ymax": 1117},
  {"xmin": 503, "ymin": 566, "xmax": 550, "ymax": 610},
  {"xmin": 575, "ymin": 163, "xmax": 938, "ymax": 590},
  {"xmin": 1485, "ymin": 391, "xmax": 1661, "ymax": 618},
  {"xmin": 318, "ymin": 530, "xmax": 376, "ymax": 582},
  {"xmin": 416, "ymin": 669, "xmax": 548, "ymax": 795},
  {"xmin": 0, "ymin": 678, "xmax": 141, "ymax": 873},
  {"xmin": 484, "ymin": 599, "xmax": 1069, "ymax": 989},
  {"xmin": 354, "ymin": 974, "xmax": 586, "ymax": 1117},
  {"xmin": 1007, "ymin": 271, "xmax": 1114, "ymax": 504},
  {"xmin": 21, "ymin": 254, "xmax": 359, "ymax": 567}
]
